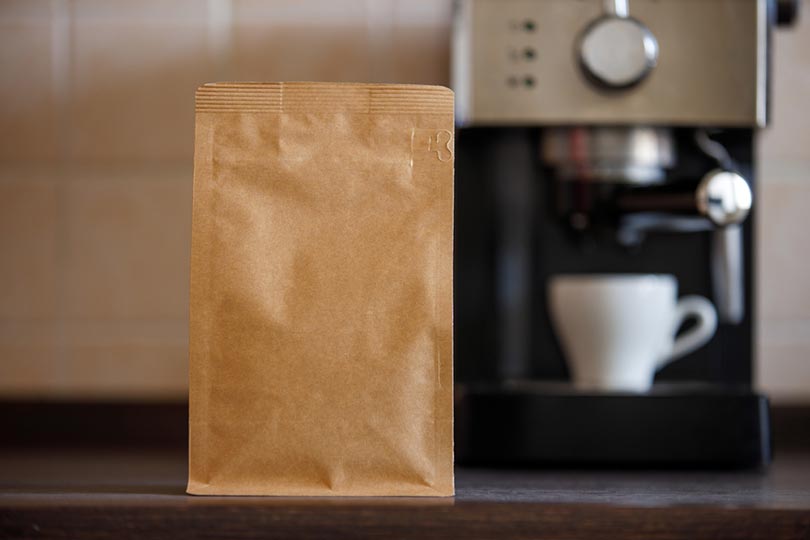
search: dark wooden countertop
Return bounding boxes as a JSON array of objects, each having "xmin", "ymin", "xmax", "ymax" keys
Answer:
[{"xmin": 2, "ymin": 448, "xmax": 810, "ymax": 540}]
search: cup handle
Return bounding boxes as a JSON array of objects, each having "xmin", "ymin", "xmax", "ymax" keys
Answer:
[{"xmin": 658, "ymin": 295, "xmax": 718, "ymax": 369}]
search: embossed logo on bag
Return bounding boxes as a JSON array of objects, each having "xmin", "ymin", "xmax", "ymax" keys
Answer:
[{"xmin": 428, "ymin": 130, "xmax": 454, "ymax": 162}]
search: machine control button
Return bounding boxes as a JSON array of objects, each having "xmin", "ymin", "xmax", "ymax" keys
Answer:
[
  {"xmin": 578, "ymin": 16, "xmax": 658, "ymax": 89},
  {"xmin": 776, "ymin": 0, "xmax": 800, "ymax": 27},
  {"xmin": 696, "ymin": 170, "xmax": 753, "ymax": 226}
]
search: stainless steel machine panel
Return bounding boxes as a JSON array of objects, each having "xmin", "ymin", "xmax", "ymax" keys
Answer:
[{"xmin": 453, "ymin": 0, "xmax": 767, "ymax": 127}]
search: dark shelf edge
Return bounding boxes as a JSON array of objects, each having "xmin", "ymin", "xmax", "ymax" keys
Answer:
[
  {"xmin": 0, "ymin": 400, "xmax": 189, "ymax": 449},
  {"xmin": 0, "ymin": 399, "xmax": 808, "ymax": 451}
]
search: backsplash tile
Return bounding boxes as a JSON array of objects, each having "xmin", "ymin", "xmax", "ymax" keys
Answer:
[
  {"xmin": 0, "ymin": 339, "xmax": 187, "ymax": 399},
  {"xmin": 61, "ymin": 341, "xmax": 188, "ymax": 399},
  {"xmin": 0, "ymin": 163, "xmax": 191, "ymax": 399},
  {"xmin": 231, "ymin": 24, "xmax": 372, "ymax": 83},
  {"xmin": 0, "ymin": 0, "xmax": 808, "ymax": 402},
  {"xmin": 0, "ymin": 4, "xmax": 57, "ymax": 161},
  {"xmin": 757, "ymin": 327, "xmax": 810, "ymax": 405},
  {"xmin": 68, "ymin": 15, "xmax": 211, "ymax": 160},
  {"xmin": 230, "ymin": 0, "xmax": 393, "ymax": 83},
  {"xmin": 390, "ymin": 0, "xmax": 452, "ymax": 85},
  {"xmin": 760, "ymin": 5, "xmax": 810, "ymax": 160},
  {"xmin": 757, "ymin": 161, "xmax": 810, "ymax": 321},
  {"xmin": 755, "ymin": 1, "xmax": 810, "ymax": 403},
  {"xmin": 0, "ymin": 172, "xmax": 60, "ymax": 320},
  {"xmin": 0, "ymin": 341, "xmax": 62, "ymax": 397},
  {"xmin": 62, "ymin": 165, "xmax": 191, "ymax": 320}
]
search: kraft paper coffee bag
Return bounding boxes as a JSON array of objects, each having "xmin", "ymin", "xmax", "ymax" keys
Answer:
[{"xmin": 188, "ymin": 82, "xmax": 454, "ymax": 496}]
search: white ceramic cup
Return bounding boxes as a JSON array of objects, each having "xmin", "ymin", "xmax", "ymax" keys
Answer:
[{"xmin": 548, "ymin": 274, "xmax": 718, "ymax": 392}]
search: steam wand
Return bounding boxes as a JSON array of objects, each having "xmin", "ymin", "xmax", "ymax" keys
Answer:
[{"xmin": 616, "ymin": 130, "xmax": 751, "ymax": 323}]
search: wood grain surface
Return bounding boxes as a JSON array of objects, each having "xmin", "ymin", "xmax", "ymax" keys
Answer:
[{"xmin": 2, "ymin": 448, "xmax": 810, "ymax": 540}]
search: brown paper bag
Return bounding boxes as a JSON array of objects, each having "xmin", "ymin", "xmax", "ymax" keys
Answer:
[{"xmin": 187, "ymin": 82, "xmax": 454, "ymax": 496}]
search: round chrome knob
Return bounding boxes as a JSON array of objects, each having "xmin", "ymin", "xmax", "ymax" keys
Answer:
[
  {"xmin": 578, "ymin": 16, "xmax": 658, "ymax": 89},
  {"xmin": 696, "ymin": 170, "xmax": 752, "ymax": 226}
]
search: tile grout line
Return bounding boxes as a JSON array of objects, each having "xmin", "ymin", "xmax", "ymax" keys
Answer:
[
  {"xmin": 207, "ymin": 0, "xmax": 234, "ymax": 82},
  {"xmin": 50, "ymin": 0, "xmax": 71, "ymax": 161},
  {"xmin": 366, "ymin": 0, "xmax": 395, "ymax": 83},
  {"xmin": 50, "ymin": 0, "xmax": 73, "ymax": 389}
]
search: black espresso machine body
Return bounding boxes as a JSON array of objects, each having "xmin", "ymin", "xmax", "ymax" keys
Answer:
[{"xmin": 452, "ymin": 0, "xmax": 796, "ymax": 467}]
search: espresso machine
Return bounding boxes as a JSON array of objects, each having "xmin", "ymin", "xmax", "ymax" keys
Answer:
[{"xmin": 453, "ymin": 0, "xmax": 798, "ymax": 467}]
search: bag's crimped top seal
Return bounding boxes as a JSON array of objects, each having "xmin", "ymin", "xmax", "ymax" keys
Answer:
[{"xmin": 195, "ymin": 82, "xmax": 454, "ymax": 115}]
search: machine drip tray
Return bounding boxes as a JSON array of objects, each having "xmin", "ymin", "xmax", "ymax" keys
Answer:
[{"xmin": 455, "ymin": 382, "xmax": 771, "ymax": 468}]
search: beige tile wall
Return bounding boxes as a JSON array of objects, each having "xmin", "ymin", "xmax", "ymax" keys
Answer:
[
  {"xmin": 0, "ymin": 2, "xmax": 58, "ymax": 161},
  {"xmin": 0, "ymin": 0, "xmax": 806, "ymax": 402},
  {"xmin": 757, "ymin": 2, "xmax": 810, "ymax": 404},
  {"xmin": 0, "ymin": 0, "xmax": 451, "ymax": 400}
]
